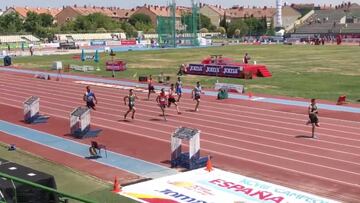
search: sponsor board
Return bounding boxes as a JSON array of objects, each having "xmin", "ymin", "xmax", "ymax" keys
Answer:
[
  {"xmin": 186, "ymin": 64, "xmax": 244, "ymax": 78},
  {"xmin": 40, "ymin": 43, "xmax": 60, "ymax": 48},
  {"xmin": 90, "ymin": 41, "xmax": 106, "ymax": 46},
  {"xmin": 105, "ymin": 60, "xmax": 126, "ymax": 71},
  {"xmin": 121, "ymin": 39, "xmax": 137, "ymax": 46},
  {"xmin": 120, "ymin": 168, "xmax": 340, "ymax": 203}
]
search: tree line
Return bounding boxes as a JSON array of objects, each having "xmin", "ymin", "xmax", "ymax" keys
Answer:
[{"xmin": 0, "ymin": 11, "xmax": 274, "ymax": 40}]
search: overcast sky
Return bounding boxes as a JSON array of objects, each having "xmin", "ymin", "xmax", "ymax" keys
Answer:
[{"xmin": 1, "ymin": 0, "xmax": 359, "ymax": 9}]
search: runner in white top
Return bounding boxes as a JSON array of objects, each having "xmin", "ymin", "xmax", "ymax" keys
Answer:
[{"xmin": 191, "ymin": 81, "xmax": 202, "ymax": 112}]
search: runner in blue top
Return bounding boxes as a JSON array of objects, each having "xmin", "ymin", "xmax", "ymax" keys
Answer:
[
  {"xmin": 124, "ymin": 89, "xmax": 139, "ymax": 120},
  {"xmin": 83, "ymin": 86, "xmax": 97, "ymax": 110},
  {"xmin": 175, "ymin": 77, "xmax": 183, "ymax": 102},
  {"xmin": 191, "ymin": 81, "xmax": 202, "ymax": 112}
]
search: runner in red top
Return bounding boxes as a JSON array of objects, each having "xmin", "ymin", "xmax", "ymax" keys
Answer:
[
  {"xmin": 168, "ymin": 84, "xmax": 181, "ymax": 114},
  {"xmin": 156, "ymin": 88, "xmax": 168, "ymax": 121},
  {"xmin": 147, "ymin": 75, "xmax": 155, "ymax": 100}
]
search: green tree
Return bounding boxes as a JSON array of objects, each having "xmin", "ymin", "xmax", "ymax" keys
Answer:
[
  {"xmin": 216, "ymin": 26, "xmax": 226, "ymax": 35},
  {"xmin": 68, "ymin": 13, "xmax": 119, "ymax": 32},
  {"xmin": 199, "ymin": 14, "xmax": 214, "ymax": 31},
  {"xmin": 120, "ymin": 22, "xmax": 137, "ymax": 38},
  {"xmin": 0, "ymin": 12, "xmax": 23, "ymax": 34},
  {"xmin": 219, "ymin": 12, "xmax": 228, "ymax": 31},
  {"xmin": 96, "ymin": 27, "xmax": 107, "ymax": 33},
  {"xmin": 23, "ymin": 11, "xmax": 41, "ymax": 33},
  {"xmin": 227, "ymin": 19, "xmax": 248, "ymax": 37},
  {"xmin": 200, "ymin": 28, "xmax": 209, "ymax": 33},
  {"xmin": 147, "ymin": 28, "xmax": 156, "ymax": 34},
  {"xmin": 244, "ymin": 17, "xmax": 267, "ymax": 36},
  {"xmin": 134, "ymin": 22, "xmax": 153, "ymax": 32},
  {"xmin": 234, "ymin": 29, "xmax": 241, "ymax": 37},
  {"xmin": 39, "ymin": 13, "xmax": 54, "ymax": 27},
  {"xmin": 129, "ymin": 13, "xmax": 152, "ymax": 26}
]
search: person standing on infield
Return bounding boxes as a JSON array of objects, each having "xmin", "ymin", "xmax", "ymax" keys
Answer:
[
  {"xmin": 124, "ymin": 89, "xmax": 139, "ymax": 120},
  {"xmin": 306, "ymin": 98, "xmax": 320, "ymax": 139},
  {"xmin": 83, "ymin": 86, "xmax": 97, "ymax": 110}
]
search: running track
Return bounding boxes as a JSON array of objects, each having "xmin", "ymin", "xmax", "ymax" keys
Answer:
[{"xmin": 0, "ymin": 71, "xmax": 359, "ymax": 202}]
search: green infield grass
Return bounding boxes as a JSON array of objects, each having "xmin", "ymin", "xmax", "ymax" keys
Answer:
[{"xmin": 12, "ymin": 45, "xmax": 360, "ymax": 102}]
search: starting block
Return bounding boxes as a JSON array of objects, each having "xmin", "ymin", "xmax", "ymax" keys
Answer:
[
  {"xmin": 23, "ymin": 96, "xmax": 49, "ymax": 124},
  {"xmin": 70, "ymin": 107, "xmax": 102, "ymax": 139},
  {"xmin": 170, "ymin": 127, "xmax": 208, "ymax": 170},
  {"xmin": 337, "ymin": 95, "xmax": 346, "ymax": 105}
]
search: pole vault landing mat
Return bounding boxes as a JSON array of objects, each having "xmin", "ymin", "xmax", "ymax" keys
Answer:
[{"xmin": 119, "ymin": 168, "xmax": 340, "ymax": 203}]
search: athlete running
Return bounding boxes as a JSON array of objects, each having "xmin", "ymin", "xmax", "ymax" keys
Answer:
[
  {"xmin": 147, "ymin": 75, "xmax": 156, "ymax": 100},
  {"xmin": 168, "ymin": 84, "xmax": 181, "ymax": 114},
  {"xmin": 156, "ymin": 88, "xmax": 168, "ymax": 121},
  {"xmin": 306, "ymin": 98, "xmax": 320, "ymax": 139},
  {"xmin": 175, "ymin": 77, "xmax": 183, "ymax": 102},
  {"xmin": 83, "ymin": 86, "xmax": 97, "ymax": 110},
  {"xmin": 192, "ymin": 82, "xmax": 202, "ymax": 112},
  {"xmin": 124, "ymin": 89, "xmax": 139, "ymax": 120}
]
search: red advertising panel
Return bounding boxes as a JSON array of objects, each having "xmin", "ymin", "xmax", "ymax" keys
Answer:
[
  {"xmin": 106, "ymin": 60, "xmax": 126, "ymax": 71},
  {"xmin": 120, "ymin": 40, "xmax": 137, "ymax": 46}
]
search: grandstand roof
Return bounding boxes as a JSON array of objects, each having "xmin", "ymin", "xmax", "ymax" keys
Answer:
[{"xmin": 5, "ymin": 7, "xmax": 62, "ymax": 18}]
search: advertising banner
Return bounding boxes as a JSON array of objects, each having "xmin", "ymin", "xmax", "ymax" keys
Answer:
[
  {"xmin": 90, "ymin": 41, "xmax": 106, "ymax": 46},
  {"xmin": 204, "ymin": 65, "xmax": 222, "ymax": 76},
  {"xmin": 187, "ymin": 64, "xmax": 205, "ymax": 75},
  {"xmin": 105, "ymin": 60, "xmax": 126, "ymax": 71},
  {"xmin": 223, "ymin": 66, "xmax": 243, "ymax": 77},
  {"xmin": 186, "ymin": 64, "xmax": 244, "ymax": 78},
  {"xmin": 121, "ymin": 168, "xmax": 340, "ymax": 203},
  {"xmin": 121, "ymin": 40, "xmax": 137, "ymax": 46}
]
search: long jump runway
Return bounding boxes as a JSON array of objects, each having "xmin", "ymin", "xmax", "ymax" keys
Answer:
[{"xmin": 0, "ymin": 71, "xmax": 359, "ymax": 202}]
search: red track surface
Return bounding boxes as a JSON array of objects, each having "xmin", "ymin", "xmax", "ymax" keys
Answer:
[{"xmin": 0, "ymin": 71, "xmax": 359, "ymax": 202}]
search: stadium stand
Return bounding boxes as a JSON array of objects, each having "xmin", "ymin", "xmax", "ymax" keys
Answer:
[
  {"xmin": 341, "ymin": 23, "xmax": 360, "ymax": 33},
  {"xmin": 295, "ymin": 23, "xmax": 343, "ymax": 34},
  {"xmin": 0, "ymin": 35, "xmax": 40, "ymax": 43},
  {"xmin": 55, "ymin": 33, "xmax": 126, "ymax": 41},
  {"xmin": 292, "ymin": 9, "xmax": 360, "ymax": 35}
]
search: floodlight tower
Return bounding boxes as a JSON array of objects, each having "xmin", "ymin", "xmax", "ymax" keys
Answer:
[
  {"xmin": 275, "ymin": 0, "xmax": 283, "ymax": 28},
  {"xmin": 275, "ymin": 0, "xmax": 285, "ymax": 36}
]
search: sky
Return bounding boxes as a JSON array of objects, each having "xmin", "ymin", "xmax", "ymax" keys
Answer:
[{"xmin": 1, "ymin": 0, "xmax": 359, "ymax": 10}]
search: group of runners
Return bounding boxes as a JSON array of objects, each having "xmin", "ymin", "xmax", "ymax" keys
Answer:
[
  {"xmin": 83, "ymin": 78, "xmax": 320, "ymax": 137},
  {"xmin": 83, "ymin": 75, "xmax": 203, "ymax": 122}
]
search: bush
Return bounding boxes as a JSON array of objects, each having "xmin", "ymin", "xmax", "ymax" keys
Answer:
[
  {"xmin": 200, "ymin": 28, "xmax": 209, "ymax": 33},
  {"xmin": 217, "ymin": 27, "xmax": 226, "ymax": 35},
  {"xmin": 96, "ymin": 28, "xmax": 107, "ymax": 33}
]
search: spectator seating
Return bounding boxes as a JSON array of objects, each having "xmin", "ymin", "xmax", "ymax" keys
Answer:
[
  {"xmin": 0, "ymin": 35, "xmax": 40, "ymax": 43},
  {"xmin": 55, "ymin": 33, "xmax": 126, "ymax": 41}
]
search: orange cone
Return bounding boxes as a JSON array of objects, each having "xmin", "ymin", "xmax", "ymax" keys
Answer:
[
  {"xmin": 205, "ymin": 156, "xmax": 213, "ymax": 172},
  {"xmin": 112, "ymin": 176, "xmax": 121, "ymax": 193}
]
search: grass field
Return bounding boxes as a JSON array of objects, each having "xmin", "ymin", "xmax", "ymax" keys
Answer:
[
  {"xmin": 0, "ymin": 143, "xmax": 138, "ymax": 203},
  {"xmin": 13, "ymin": 45, "xmax": 360, "ymax": 102}
]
